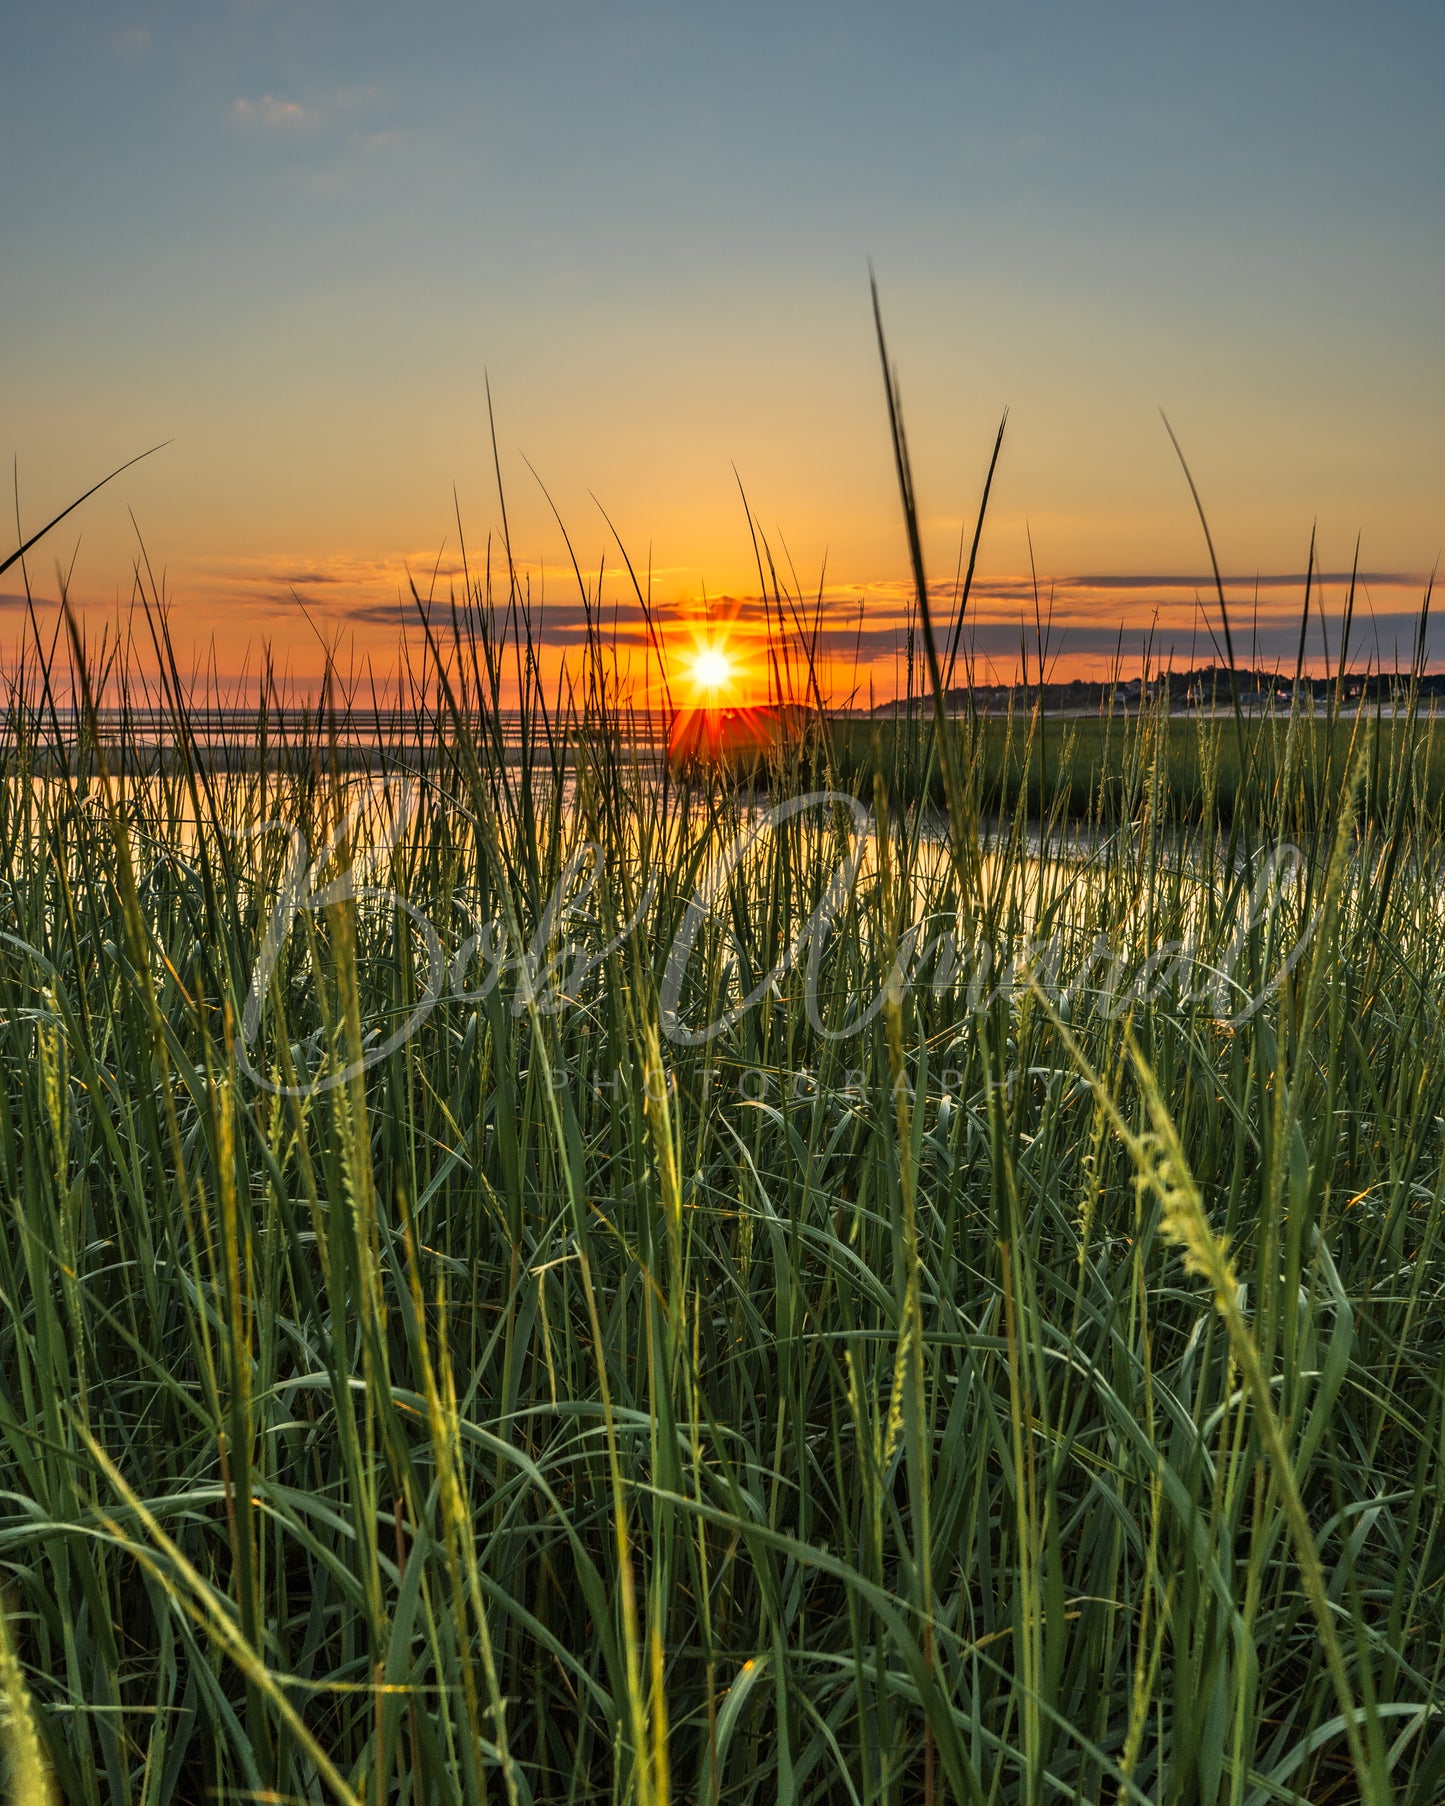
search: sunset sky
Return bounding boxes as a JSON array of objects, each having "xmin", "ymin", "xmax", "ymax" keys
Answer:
[{"xmin": 4, "ymin": 2, "xmax": 1442, "ymax": 697}]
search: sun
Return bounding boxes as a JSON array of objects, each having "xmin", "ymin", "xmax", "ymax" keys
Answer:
[
  {"xmin": 664, "ymin": 613, "xmax": 788, "ymax": 766},
  {"xmin": 690, "ymin": 643, "xmax": 734, "ymax": 698}
]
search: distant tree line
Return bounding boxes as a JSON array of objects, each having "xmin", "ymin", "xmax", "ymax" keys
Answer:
[{"xmin": 873, "ymin": 663, "xmax": 1445, "ymax": 715}]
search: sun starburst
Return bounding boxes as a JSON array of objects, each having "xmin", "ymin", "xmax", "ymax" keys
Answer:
[{"xmin": 690, "ymin": 643, "xmax": 734, "ymax": 698}]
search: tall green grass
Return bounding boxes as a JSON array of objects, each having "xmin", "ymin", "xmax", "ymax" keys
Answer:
[
  {"xmin": 829, "ymin": 709, "xmax": 1445, "ymax": 829},
  {"xmin": 0, "ymin": 445, "xmax": 1442, "ymax": 1802}
]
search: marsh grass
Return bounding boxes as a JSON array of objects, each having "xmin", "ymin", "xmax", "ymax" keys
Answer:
[
  {"xmin": 829, "ymin": 708, "xmax": 1445, "ymax": 830},
  {"xmin": 0, "ymin": 423, "xmax": 1442, "ymax": 1804}
]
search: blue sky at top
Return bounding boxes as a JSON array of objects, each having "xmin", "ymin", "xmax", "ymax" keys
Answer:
[{"xmin": 3, "ymin": 1, "xmax": 1442, "ymax": 682}]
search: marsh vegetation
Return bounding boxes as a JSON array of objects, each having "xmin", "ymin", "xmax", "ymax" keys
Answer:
[{"xmin": 0, "ymin": 574, "xmax": 1441, "ymax": 1806}]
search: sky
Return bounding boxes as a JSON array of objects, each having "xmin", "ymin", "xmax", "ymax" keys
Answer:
[{"xmin": 3, "ymin": 1, "xmax": 1443, "ymax": 699}]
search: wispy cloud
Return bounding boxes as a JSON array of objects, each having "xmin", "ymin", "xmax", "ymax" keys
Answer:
[
  {"xmin": 67, "ymin": 551, "xmax": 1437, "ymax": 691},
  {"xmin": 230, "ymin": 86, "xmax": 383, "ymax": 133},
  {"xmin": 112, "ymin": 25, "xmax": 149, "ymax": 57},
  {"xmin": 232, "ymin": 94, "xmax": 312, "ymax": 129},
  {"xmin": 1057, "ymin": 570, "xmax": 1426, "ymax": 593},
  {"xmin": 344, "ymin": 598, "xmax": 657, "ymax": 640},
  {"xmin": 206, "ymin": 552, "xmax": 403, "ymax": 588},
  {"xmin": 852, "ymin": 569, "xmax": 1430, "ymax": 620}
]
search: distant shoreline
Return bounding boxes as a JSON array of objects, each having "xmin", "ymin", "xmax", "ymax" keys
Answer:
[{"xmin": 866, "ymin": 661, "xmax": 1442, "ymax": 718}]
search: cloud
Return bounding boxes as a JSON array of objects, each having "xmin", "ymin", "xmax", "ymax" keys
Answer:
[
  {"xmin": 941, "ymin": 609, "xmax": 1445, "ymax": 671},
  {"xmin": 232, "ymin": 94, "xmax": 313, "ymax": 129},
  {"xmin": 112, "ymin": 25, "xmax": 149, "ymax": 57},
  {"xmin": 1055, "ymin": 570, "xmax": 1425, "ymax": 594},
  {"xmin": 231, "ymin": 86, "xmax": 384, "ymax": 133},
  {"xmin": 320, "ymin": 597, "xmax": 1445, "ymax": 685},
  {"xmin": 861, "ymin": 569, "xmax": 1426, "ymax": 604},
  {"xmin": 342, "ymin": 597, "xmax": 656, "ymax": 642},
  {"xmin": 115, "ymin": 548, "xmax": 1442, "ymax": 694},
  {"xmin": 200, "ymin": 552, "xmax": 408, "ymax": 592}
]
